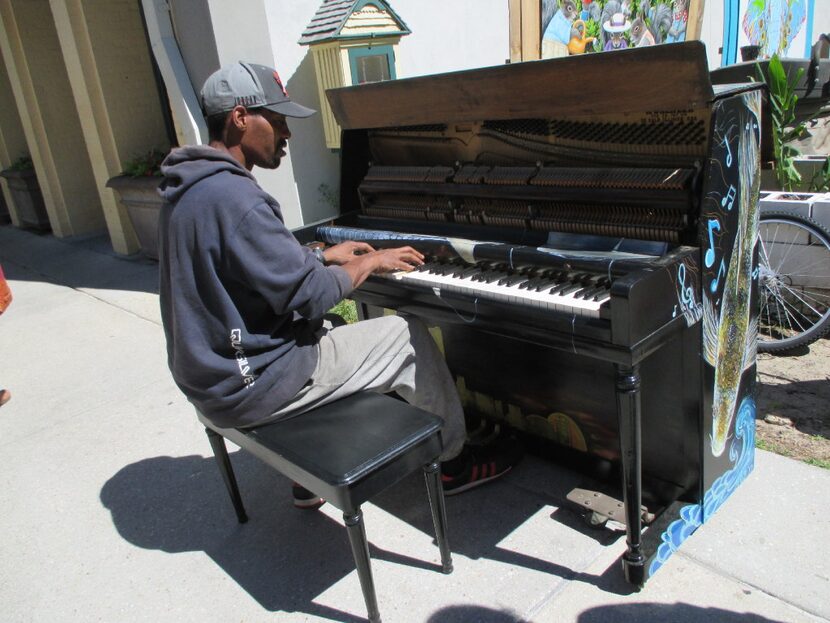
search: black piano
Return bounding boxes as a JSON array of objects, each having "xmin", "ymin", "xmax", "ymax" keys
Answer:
[{"xmin": 296, "ymin": 42, "xmax": 762, "ymax": 587}]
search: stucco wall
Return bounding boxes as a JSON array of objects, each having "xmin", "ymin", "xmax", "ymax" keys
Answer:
[
  {"xmin": 85, "ymin": 0, "xmax": 169, "ymax": 165},
  {"xmin": 14, "ymin": 0, "xmax": 103, "ymax": 235},
  {"xmin": 394, "ymin": 0, "xmax": 509, "ymax": 77}
]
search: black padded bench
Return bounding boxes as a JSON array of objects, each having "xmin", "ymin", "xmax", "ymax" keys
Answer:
[{"xmin": 198, "ymin": 391, "xmax": 453, "ymax": 623}]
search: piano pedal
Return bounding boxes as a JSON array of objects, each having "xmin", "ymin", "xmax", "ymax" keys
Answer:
[{"xmin": 566, "ymin": 487, "xmax": 655, "ymax": 530}]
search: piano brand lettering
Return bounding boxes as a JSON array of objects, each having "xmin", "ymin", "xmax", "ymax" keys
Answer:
[{"xmin": 230, "ymin": 329, "xmax": 256, "ymax": 388}]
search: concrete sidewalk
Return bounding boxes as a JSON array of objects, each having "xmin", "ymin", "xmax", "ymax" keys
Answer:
[{"xmin": 1, "ymin": 224, "xmax": 828, "ymax": 623}]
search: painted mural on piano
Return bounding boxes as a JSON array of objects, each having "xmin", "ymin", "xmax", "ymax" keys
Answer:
[
  {"xmin": 649, "ymin": 89, "xmax": 761, "ymax": 578},
  {"xmin": 701, "ymin": 90, "xmax": 761, "ymax": 460}
]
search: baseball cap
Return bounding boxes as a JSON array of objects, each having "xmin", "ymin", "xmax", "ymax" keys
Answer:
[{"xmin": 200, "ymin": 62, "xmax": 316, "ymax": 118}]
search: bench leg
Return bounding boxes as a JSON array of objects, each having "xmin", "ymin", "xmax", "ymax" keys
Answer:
[
  {"xmin": 344, "ymin": 508, "xmax": 381, "ymax": 623},
  {"xmin": 205, "ymin": 428, "xmax": 248, "ymax": 524},
  {"xmin": 423, "ymin": 461, "xmax": 453, "ymax": 574}
]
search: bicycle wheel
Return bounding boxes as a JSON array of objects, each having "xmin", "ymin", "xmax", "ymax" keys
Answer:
[{"xmin": 757, "ymin": 210, "xmax": 830, "ymax": 353}]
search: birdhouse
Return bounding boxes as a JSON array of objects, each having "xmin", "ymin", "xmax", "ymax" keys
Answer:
[{"xmin": 299, "ymin": 0, "xmax": 411, "ymax": 148}]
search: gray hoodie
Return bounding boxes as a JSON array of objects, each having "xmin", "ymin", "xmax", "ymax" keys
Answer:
[{"xmin": 158, "ymin": 145, "xmax": 352, "ymax": 428}]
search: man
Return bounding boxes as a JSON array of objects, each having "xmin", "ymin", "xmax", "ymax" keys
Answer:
[{"xmin": 158, "ymin": 61, "xmax": 518, "ymax": 507}]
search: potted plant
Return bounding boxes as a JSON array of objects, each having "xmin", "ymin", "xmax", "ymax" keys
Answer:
[
  {"xmin": 0, "ymin": 155, "xmax": 50, "ymax": 230},
  {"xmin": 106, "ymin": 148, "xmax": 168, "ymax": 260},
  {"xmin": 754, "ymin": 55, "xmax": 830, "ymax": 193}
]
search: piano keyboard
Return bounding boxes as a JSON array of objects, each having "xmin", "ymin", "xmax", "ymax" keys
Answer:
[{"xmin": 380, "ymin": 258, "xmax": 612, "ymax": 318}]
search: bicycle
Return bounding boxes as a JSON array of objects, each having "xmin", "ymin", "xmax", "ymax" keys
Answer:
[{"xmin": 757, "ymin": 210, "xmax": 830, "ymax": 354}]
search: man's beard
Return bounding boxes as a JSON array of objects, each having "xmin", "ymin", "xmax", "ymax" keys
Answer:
[{"xmin": 267, "ymin": 141, "xmax": 287, "ymax": 168}]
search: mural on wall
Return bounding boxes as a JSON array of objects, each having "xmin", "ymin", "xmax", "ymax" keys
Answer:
[
  {"xmin": 741, "ymin": 0, "xmax": 807, "ymax": 58},
  {"xmin": 540, "ymin": 0, "xmax": 699, "ymax": 57}
]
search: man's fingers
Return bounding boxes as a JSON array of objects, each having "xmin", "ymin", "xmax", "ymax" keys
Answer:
[{"xmin": 353, "ymin": 241, "xmax": 375, "ymax": 253}]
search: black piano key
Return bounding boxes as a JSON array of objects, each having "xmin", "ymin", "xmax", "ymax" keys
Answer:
[
  {"xmin": 534, "ymin": 279, "xmax": 558, "ymax": 292},
  {"xmin": 576, "ymin": 285, "xmax": 603, "ymax": 299},
  {"xmin": 459, "ymin": 265, "xmax": 483, "ymax": 278},
  {"xmin": 503, "ymin": 274, "xmax": 530, "ymax": 287},
  {"xmin": 558, "ymin": 283, "xmax": 583, "ymax": 295},
  {"xmin": 549, "ymin": 281, "xmax": 573, "ymax": 294},
  {"xmin": 481, "ymin": 271, "xmax": 506, "ymax": 284}
]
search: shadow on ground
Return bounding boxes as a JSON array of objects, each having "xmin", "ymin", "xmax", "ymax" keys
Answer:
[
  {"xmin": 100, "ymin": 449, "xmax": 630, "ymax": 621},
  {"xmin": 0, "ymin": 227, "xmax": 159, "ymax": 294}
]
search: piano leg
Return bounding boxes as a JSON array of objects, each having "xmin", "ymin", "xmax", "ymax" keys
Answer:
[{"xmin": 615, "ymin": 363, "xmax": 645, "ymax": 587}]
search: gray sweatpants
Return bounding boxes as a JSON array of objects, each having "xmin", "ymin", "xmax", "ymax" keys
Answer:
[{"xmin": 270, "ymin": 314, "xmax": 466, "ymax": 461}]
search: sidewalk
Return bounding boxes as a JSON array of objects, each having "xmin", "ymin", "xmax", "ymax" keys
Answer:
[{"xmin": 1, "ymin": 224, "xmax": 828, "ymax": 623}]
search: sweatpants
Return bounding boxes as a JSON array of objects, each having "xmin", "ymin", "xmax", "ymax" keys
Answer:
[{"xmin": 270, "ymin": 314, "xmax": 466, "ymax": 461}]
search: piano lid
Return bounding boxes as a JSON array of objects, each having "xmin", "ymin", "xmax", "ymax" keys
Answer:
[{"xmin": 326, "ymin": 42, "xmax": 715, "ymax": 130}]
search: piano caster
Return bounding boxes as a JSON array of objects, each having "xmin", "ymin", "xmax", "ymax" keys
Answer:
[{"xmin": 621, "ymin": 554, "xmax": 646, "ymax": 589}]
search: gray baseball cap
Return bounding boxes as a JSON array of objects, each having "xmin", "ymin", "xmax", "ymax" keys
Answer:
[{"xmin": 200, "ymin": 62, "xmax": 316, "ymax": 118}]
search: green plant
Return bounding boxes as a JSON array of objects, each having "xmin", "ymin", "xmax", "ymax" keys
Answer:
[
  {"xmin": 808, "ymin": 156, "xmax": 830, "ymax": 192},
  {"xmin": 122, "ymin": 149, "xmax": 167, "ymax": 177},
  {"xmin": 329, "ymin": 299, "xmax": 358, "ymax": 324},
  {"xmin": 756, "ymin": 54, "xmax": 810, "ymax": 191},
  {"xmin": 804, "ymin": 457, "xmax": 830, "ymax": 470}
]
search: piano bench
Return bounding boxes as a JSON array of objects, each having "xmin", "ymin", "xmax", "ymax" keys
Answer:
[{"xmin": 197, "ymin": 391, "xmax": 453, "ymax": 623}]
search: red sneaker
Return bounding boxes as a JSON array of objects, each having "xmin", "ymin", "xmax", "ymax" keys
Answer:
[
  {"xmin": 292, "ymin": 482, "xmax": 325, "ymax": 510},
  {"xmin": 441, "ymin": 438, "xmax": 522, "ymax": 496}
]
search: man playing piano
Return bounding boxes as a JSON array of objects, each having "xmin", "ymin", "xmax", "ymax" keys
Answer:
[{"xmin": 157, "ymin": 61, "xmax": 520, "ymax": 508}]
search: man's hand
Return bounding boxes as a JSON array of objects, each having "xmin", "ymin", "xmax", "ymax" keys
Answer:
[
  {"xmin": 366, "ymin": 246, "xmax": 425, "ymax": 273},
  {"xmin": 322, "ymin": 241, "xmax": 375, "ymax": 265},
  {"xmin": 337, "ymin": 245, "xmax": 425, "ymax": 288}
]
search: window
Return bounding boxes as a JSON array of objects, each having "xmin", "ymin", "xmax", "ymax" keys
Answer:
[{"xmin": 348, "ymin": 46, "xmax": 396, "ymax": 85}]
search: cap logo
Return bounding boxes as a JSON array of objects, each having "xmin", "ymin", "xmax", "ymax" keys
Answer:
[{"xmin": 273, "ymin": 71, "xmax": 288, "ymax": 97}]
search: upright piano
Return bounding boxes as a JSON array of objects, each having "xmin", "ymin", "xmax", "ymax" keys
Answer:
[{"xmin": 296, "ymin": 42, "xmax": 762, "ymax": 587}]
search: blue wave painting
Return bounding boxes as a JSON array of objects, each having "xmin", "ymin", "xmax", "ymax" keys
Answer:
[{"xmin": 649, "ymin": 395, "xmax": 756, "ymax": 576}]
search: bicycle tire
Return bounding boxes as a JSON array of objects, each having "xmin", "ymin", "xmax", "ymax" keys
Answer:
[{"xmin": 757, "ymin": 210, "xmax": 830, "ymax": 354}]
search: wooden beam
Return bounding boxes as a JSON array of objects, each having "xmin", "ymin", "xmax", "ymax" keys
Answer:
[
  {"xmin": 508, "ymin": 0, "xmax": 522, "ymax": 63},
  {"xmin": 520, "ymin": 0, "xmax": 540, "ymax": 61}
]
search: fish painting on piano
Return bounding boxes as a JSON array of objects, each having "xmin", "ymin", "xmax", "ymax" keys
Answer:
[{"xmin": 702, "ymin": 92, "xmax": 761, "ymax": 458}]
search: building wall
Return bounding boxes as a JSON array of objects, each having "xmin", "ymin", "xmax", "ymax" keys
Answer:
[
  {"xmin": 85, "ymin": 0, "xmax": 170, "ymax": 166},
  {"xmin": 169, "ymin": 0, "xmax": 218, "ymax": 96},
  {"xmin": 0, "ymin": 44, "xmax": 26, "ymax": 226},
  {"xmin": 10, "ymin": 0, "xmax": 104, "ymax": 236},
  {"xmin": 394, "ymin": 0, "xmax": 509, "ymax": 77}
]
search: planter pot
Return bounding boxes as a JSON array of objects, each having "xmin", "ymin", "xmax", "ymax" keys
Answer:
[
  {"xmin": 809, "ymin": 192, "xmax": 830, "ymax": 232},
  {"xmin": 0, "ymin": 168, "xmax": 50, "ymax": 230},
  {"xmin": 106, "ymin": 174, "xmax": 163, "ymax": 260},
  {"xmin": 760, "ymin": 191, "xmax": 821, "ymax": 219}
]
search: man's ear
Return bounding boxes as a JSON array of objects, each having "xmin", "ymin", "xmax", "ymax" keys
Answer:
[{"xmin": 229, "ymin": 105, "xmax": 248, "ymax": 132}]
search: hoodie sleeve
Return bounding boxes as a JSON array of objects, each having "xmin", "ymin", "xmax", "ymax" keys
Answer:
[{"xmin": 228, "ymin": 202, "xmax": 353, "ymax": 319}]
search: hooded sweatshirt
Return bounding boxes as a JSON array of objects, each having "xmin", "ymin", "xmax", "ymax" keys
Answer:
[{"xmin": 157, "ymin": 145, "xmax": 353, "ymax": 428}]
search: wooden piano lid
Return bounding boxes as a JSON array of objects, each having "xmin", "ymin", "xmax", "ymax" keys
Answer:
[{"xmin": 327, "ymin": 41, "xmax": 715, "ymax": 130}]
